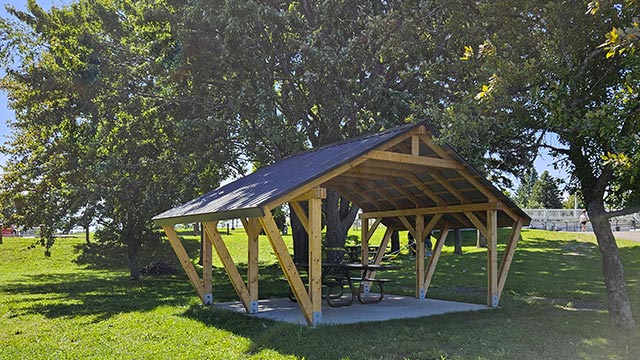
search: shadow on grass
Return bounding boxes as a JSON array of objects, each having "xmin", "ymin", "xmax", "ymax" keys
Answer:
[
  {"xmin": 1, "ymin": 261, "xmax": 295, "ymax": 324},
  {"xmin": 1, "ymin": 272, "xmax": 196, "ymax": 322}
]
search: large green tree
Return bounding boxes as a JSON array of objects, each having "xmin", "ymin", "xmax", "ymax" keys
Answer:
[
  {"xmin": 447, "ymin": 1, "xmax": 640, "ymax": 329},
  {"xmin": 0, "ymin": 0, "xmax": 238, "ymax": 277}
]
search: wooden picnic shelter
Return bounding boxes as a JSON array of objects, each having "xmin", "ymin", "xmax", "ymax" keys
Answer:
[{"xmin": 153, "ymin": 122, "xmax": 531, "ymax": 326}]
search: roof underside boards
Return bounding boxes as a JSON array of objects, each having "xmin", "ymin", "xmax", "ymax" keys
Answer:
[
  {"xmin": 153, "ymin": 122, "xmax": 531, "ymax": 229},
  {"xmin": 152, "ymin": 123, "xmax": 415, "ymax": 226}
]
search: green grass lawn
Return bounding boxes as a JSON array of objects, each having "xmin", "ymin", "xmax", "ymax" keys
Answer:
[{"xmin": 1, "ymin": 228, "xmax": 640, "ymax": 359}]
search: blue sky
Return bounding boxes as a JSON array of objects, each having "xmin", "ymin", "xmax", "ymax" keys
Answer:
[{"xmin": 0, "ymin": 0, "xmax": 569, "ymax": 191}]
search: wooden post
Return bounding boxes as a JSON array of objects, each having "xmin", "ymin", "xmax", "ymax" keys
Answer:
[
  {"xmin": 259, "ymin": 208, "xmax": 315, "ymax": 326},
  {"xmin": 423, "ymin": 224, "xmax": 450, "ymax": 296},
  {"xmin": 162, "ymin": 225, "xmax": 206, "ymax": 303},
  {"xmin": 202, "ymin": 222, "xmax": 252, "ymax": 312},
  {"xmin": 415, "ymin": 215, "xmax": 425, "ymax": 298},
  {"xmin": 309, "ymin": 195, "xmax": 323, "ymax": 324},
  {"xmin": 497, "ymin": 218, "xmax": 524, "ymax": 302},
  {"xmin": 242, "ymin": 218, "xmax": 261, "ymax": 313},
  {"xmin": 487, "ymin": 210, "xmax": 498, "ymax": 307},
  {"xmin": 202, "ymin": 224, "xmax": 213, "ymax": 305},
  {"xmin": 361, "ymin": 218, "xmax": 369, "ymax": 266}
]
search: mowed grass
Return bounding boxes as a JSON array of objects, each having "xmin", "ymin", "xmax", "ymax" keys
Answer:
[{"xmin": 1, "ymin": 228, "xmax": 640, "ymax": 359}]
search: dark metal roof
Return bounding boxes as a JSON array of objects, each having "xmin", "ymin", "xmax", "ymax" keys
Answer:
[
  {"xmin": 153, "ymin": 123, "xmax": 416, "ymax": 225},
  {"xmin": 153, "ymin": 121, "xmax": 531, "ymax": 228}
]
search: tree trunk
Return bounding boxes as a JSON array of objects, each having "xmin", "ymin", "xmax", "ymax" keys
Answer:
[
  {"xmin": 390, "ymin": 230, "xmax": 400, "ymax": 252},
  {"xmin": 476, "ymin": 230, "xmax": 487, "ymax": 248},
  {"xmin": 454, "ymin": 228, "xmax": 463, "ymax": 254},
  {"xmin": 123, "ymin": 215, "xmax": 142, "ymax": 280},
  {"xmin": 323, "ymin": 189, "xmax": 359, "ymax": 264},
  {"xmin": 589, "ymin": 203, "xmax": 636, "ymax": 330},
  {"xmin": 290, "ymin": 205, "xmax": 309, "ymax": 264},
  {"xmin": 85, "ymin": 225, "xmax": 91, "ymax": 245}
]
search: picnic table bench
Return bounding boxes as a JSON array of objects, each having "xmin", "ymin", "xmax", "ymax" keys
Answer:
[{"xmin": 284, "ymin": 262, "xmax": 399, "ymax": 307}]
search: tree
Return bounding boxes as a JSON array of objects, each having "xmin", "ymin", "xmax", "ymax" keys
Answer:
[
  {"xmin": 514, "ymin": 167, "xmax": 539, "ymax": 208},
  {"xmin": 447, "ymin": 1, "xmax": 640, "ymax": 329},
  {"xmin": 0, "ymin": 0, "xmax": 238, "ymax": 277},
  {"xmin": 530, "ymin": 171, "xmax": 563, "ymax": 209}
]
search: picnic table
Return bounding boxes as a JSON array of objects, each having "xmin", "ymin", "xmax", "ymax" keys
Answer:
[
  {"xmin": 286, "ymin": 262, "xmax": 400, "ymax": 307},
  {"xmin": 344, "ymin": 245, "xmax": 380, "ymax": 262},
  {"xmin": 323, "ymin": 262, "xmax": 400, "ymax": 307}
]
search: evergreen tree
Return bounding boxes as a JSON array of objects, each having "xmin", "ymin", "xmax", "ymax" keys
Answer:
[
  {"xmin": 514, "ymin": 167, "xmax": 538, "ymax": 208},
  {"xmin": 530, "ymin": 171, "xmax": 563, "ymax": 209}
]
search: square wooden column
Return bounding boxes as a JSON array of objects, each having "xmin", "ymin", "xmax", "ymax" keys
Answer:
[
  {"xmin": 202, "ymin": 224, "xmax": 213, "ymax": 305},
  {"xmin": 487, "ymin": 210, "xmax": 498, "ymax": 307},
  {"xmin": 242, "ymin": 218, "xmax": 261, "ymax": 314},
  {"xmin": 415, "ymin": 215, "xmax": 425, "ymax": 298},
  {"xmin": 308, "ymin": 194, "xmax": 323, "ymax": 325}
]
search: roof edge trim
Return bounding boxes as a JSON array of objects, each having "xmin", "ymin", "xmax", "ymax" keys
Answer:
[{"xmin": 153, "ymin": 207, "xmax": 265, "ymax": 226}]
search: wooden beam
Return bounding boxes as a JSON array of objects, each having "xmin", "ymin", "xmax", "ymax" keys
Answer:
[
  {"xmin": 203, "ymin": 224, "xmax": 213, "ymax": 305},
  {"xmin": 361, "ymin": 218, "xmax": 370, "ymax": 269},
  {"xmin": 423, "ymin": 214, "xmax": 443, "ymax": 236},
  {"xmin": 246, "ymin": 218, "xmax": 260, "ymax": 313},
  {"xmin": 360, "ymin": 202, "xmax": 502, "ymax": 219},
  {"xmin": 419, "ymin": 134, "xmax": 451, "ymax": 159},
  {"xmin": 162, "ymin": 225, "xmax": 206, "ymax": 303},
  {"xmin": 364, "ymin": 150, "xmax": 465, "ymax": 170},
  {"xmin": 465, "ymin": 211, "xmax": 488, "ymax": 238},
  {"xmin": 290, "ymin": 201, "xmax": 310, "ymax": 235},
  {"xmin": 366, "ymin": 218, "xmax": 382, "ymax": 243},
  {"xmin": 411, "ymin": 135, "xmax": 420, "ymax": 156},
  {"xmin": 291, "ymin": 187, "xmax": 327, "ymax": 202},
  {"xmin": 388, "ymin": 178, "xmax": 424, "ymax": 207},
  {"xmin": 415, "ymin": 215, "xmax": 425, "ymax": 298},
  {"xmin": 399, "ymin": 216, "xmax": 416, "ymax": 239},
  {"xmin": 487, "ymin": 210, "xmax": 498, "ymax": 307},
  {"xmin": 497, "ymin": 218, "xmax": 524, "ymax": 302},
  {"xmin": 308, "ymin": 195, "xmax": 323, "ymax": 324},
  {"xmin": 423, "ymin": 224, "xmax": 450, "ymax": 295},
  {"xmin": 259, "ymin": 208, "xmax": 315, "ymax": 326},
  {"xmin": 429, "ymin": 170, "xmax": 466, "ymax": 204},
  {"xmin": 203, "ymin": 222, "xmax": 252, "ymax": 312},
  {"xmin": 458, "ymin": 170, "xmax": 498, "ymax": 202},
  {"xmin": 372, "ymin": 227, "xmax": 393, "ymax": 267}
]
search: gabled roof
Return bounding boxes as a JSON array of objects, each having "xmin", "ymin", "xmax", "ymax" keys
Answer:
[{"xmin": 153, "ymin": 122, "xmax": 530, "ymax": 228}]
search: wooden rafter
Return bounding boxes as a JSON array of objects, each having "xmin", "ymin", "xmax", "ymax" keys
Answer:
[
  {"xmin": 429, "ymin": 170, "xmax": 466, "ymax": 204},
  {"xmin": 387, "ymin": 178, "xmax": 425, "ymax": 207}
]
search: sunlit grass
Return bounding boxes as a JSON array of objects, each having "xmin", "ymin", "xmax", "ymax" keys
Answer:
[{"xmin": 1, "ymin": 228, "xmax": 639, "ymax": 359}]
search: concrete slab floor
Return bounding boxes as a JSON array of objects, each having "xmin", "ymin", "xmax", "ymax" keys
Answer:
[{"xmin": 214, "ymin": 295, "xmax": 490, "ymax": 326}]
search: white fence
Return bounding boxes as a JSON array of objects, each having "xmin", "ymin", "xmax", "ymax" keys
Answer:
[{"xmin": 524, "ymin": 209, "xmax": 640, "ymax": 232}]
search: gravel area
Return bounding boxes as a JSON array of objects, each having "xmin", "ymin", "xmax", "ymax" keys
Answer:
[{"xmin": 613, "ymin": 231, "xmax": 640, "ymax": 242}]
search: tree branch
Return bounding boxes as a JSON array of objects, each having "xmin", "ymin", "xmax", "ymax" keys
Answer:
[{"xmin": 604, "ymin": 206, "xmax": 640, "ymax": 220}]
